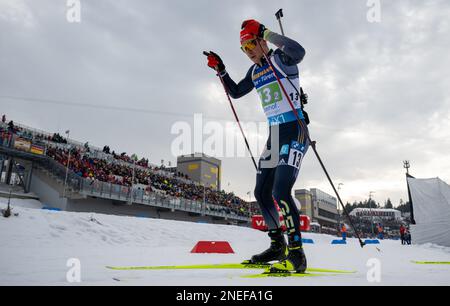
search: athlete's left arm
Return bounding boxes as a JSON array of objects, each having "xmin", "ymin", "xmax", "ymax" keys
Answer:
[{"xmin": 264, "ymin": 30, "xmax": 306, "ymax": 65}]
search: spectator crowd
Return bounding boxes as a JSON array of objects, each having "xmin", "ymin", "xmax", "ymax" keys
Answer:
[
  {"xmin": 1, "ymin": 115, "xmax": 252, "ymax": 217},
  {"xmin": 46, "ymin": 146, "xmax": 251, "ymax": 216}
]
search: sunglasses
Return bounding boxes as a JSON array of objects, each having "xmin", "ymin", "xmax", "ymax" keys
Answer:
[{"xmin": 241, "ymin": 39, "xmax": 258, "ymax": 52}]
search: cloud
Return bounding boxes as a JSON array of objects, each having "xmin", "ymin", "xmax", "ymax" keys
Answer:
[{"xmin": 0, "ymin": 0, "xmax": 36, "ymax": 28}]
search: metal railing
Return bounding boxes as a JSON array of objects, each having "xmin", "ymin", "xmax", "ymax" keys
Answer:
[{"xmin": 78, "ymin": 178, "xmax": 249, "ymax": 221}]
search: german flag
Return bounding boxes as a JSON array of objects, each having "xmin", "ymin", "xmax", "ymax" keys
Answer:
[{"xmin": 30, "ymin": 144, "xmax": 45, "ymax": 155}]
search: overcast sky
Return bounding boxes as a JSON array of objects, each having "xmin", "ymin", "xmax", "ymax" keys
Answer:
[{"xmin": 1, "ymin": 0, "xmax": 449, "ymax": 207}]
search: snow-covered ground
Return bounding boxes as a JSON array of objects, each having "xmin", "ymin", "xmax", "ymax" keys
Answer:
[{"xmin": 1, "ymin": 197, "xmax": 449, "ymax": 286}]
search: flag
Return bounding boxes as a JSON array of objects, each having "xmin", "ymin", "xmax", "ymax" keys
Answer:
[{"xmin": 30, "ymin": 144, "xmax": 44, "ymax": 155}]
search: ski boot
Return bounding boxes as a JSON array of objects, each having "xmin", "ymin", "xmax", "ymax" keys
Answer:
[
  {"xmin": 245, "ymin": 229, "xmax": 287, "ymax": 264},
  {"xmin": 270, "ymin": 241, "xmax": 307, "ymax": 273}
]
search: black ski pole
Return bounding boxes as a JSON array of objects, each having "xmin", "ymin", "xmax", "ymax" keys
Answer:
[
  {"xmin": 273, "ymin": 9, "xmax": 365, "ymax": 247},
  {"xmin": 257, "ymin": 38, "xmax": 365, "ymax": 248},
  {"xmin": 203, "ymin": 51, "xmax": 258, "ymax": 171},
  {"xmin": 274, "ymin": 10, "xmax": 307, "ymax": 112}
]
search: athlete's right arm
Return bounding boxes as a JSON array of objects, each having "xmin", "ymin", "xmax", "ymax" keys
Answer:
[{"xmin": 220, "ymin": 66, "xmax": 254, "ymax": 99}]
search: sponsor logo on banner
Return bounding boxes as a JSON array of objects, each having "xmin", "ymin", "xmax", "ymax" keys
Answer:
[{"xmin": 14, "ymin": 137, "xmax": 31, "ymax": 152}]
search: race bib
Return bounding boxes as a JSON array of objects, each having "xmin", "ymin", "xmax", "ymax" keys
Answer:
[
  {"xmin": 287, "ymin": 141, "xmax": 304, "ymax": 169},
  {"xmin": 257, "ymin": 82, "xmax": 283, "ymax": 107}
]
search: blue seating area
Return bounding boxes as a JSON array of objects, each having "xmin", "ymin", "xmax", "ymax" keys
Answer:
[
  {"xmin": 302, "ymin": 238, "xmax": 314, "ymax": 244},
  {"xmin": 331, "ymin": 239, "xmax": 347, "ymax": 245},
  {"xmin": 42, "ymin": 206, "xmax": 61, "ymax": 211},
  {"xmin": 364, "ymin": 239, "xmax": 380, "ymax": 244}
]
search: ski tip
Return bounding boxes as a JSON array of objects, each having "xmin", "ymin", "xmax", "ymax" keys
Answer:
[{"xmin": 203, "ymin": 51, "xmax": 210, "ymax": 56}]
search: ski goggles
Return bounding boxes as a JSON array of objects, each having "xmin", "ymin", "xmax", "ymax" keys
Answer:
[{"xmin": 241, "ymin": 39, "xmax": 258, "ymax": 52}]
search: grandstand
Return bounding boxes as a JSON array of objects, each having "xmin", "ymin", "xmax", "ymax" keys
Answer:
[{"xmin": 0, "ymin": 116, "xmax": 252, "ymax": 225}]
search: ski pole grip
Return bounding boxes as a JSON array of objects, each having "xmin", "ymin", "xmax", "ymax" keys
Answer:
[
  {"xmin": 275, "ymin": 9, "xmax": 283, "ymax": 19},
  {"xmin": 275, "ymin": 9, "xmax": 285, "ymax": 35},
  {"xmin": 203, "ymin": 51, "xmax": 220, "ymax": 74}
]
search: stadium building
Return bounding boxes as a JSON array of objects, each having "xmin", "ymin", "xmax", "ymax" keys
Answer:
[
  {"xmin": 349, "ymin": 208, "xmax": 402, "ymax": 220},
  {"xmin": 176, "ymin": 153, "xmax": 221, "ymax": 191},
  {"xmin": 295, "ymin": 188, "xmax": 338, "ymax": 229}
]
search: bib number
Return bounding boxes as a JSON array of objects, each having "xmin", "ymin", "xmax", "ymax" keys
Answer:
[
  {"xmin": 258, "ymin": 82, "xmax": 283, "ymax": 107},
  {"xmin": 288, "ymin": 147, "xmax": 303, "ymax": 169}
]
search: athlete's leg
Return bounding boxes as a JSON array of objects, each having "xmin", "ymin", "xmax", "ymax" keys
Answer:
[
  {"xmin": 270, "ymin": 124, "xmax": 310, "ymax": 272},
  {"xmin": 254, "ymin": 162, "xmax": 279, "ymax": 230},
  {"xmin": 272, "ymin": 137, "xmax": 309, "ymax": 243},
  {"xmin": 254, "ymin": 132, "xmax": 281, "ymax": 230},
  {"xmin": 250, "ymin": 137, "xmax": 287, "ymax": 264}
]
